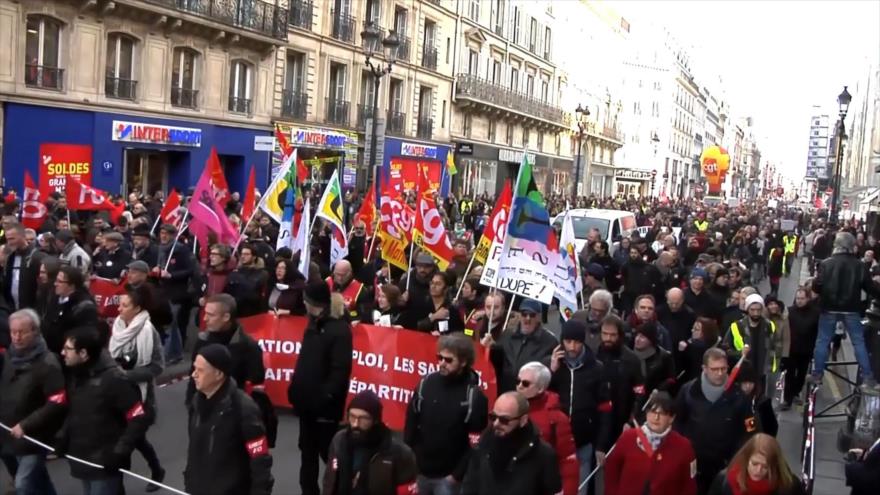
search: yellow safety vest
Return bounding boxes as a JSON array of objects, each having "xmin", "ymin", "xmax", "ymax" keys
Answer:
[
  {"xmin": 783, "ymin": 236, "xmax": 797, "ymax": 254},
  {"xmin": 694, "ymin": 220, "xmax": 709, "ymax": 232},
  {"xmin": 730, "ymin": 320, "xmax": 778, "ymax": 372}
]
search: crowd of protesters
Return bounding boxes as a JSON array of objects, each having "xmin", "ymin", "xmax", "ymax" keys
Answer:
[{"xmin": 0, "ymin": 182, "xmax": 878, "ymax": 495}]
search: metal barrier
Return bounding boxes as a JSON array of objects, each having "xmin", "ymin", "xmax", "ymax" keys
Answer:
[
  {"xmin": 814, "ymin": 360, "xmax": 860, "ymax": 419},
  {"xmin": 800, "ymin": 382, "xmax": 817, "ymax": 495}
]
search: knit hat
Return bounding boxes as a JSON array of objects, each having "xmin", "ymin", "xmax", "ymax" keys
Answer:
[
  {"xmin": 764, "ymin": 294, "xmax": 781, "ymax": 309},
  {"xmin": 690, "ymin": 268, "xmax": 708, "ymax": 281},
  {"xmin": 348, "ymin": 390, "xmax": 383, "ymax": 421},
  {"xmin": 197, "ymin": 344, "xmax": 233, "ymax": 376},
  {"xmin": 560, "ymin": 319, "xmax": 587, "ymax": 343},
  {"xmin": 714, "ymin": 267, "xmax": 729, "ymax": 279},
  {"xmin": 744, "ymin": 293, "xmax": 764, "ymax": 310},
  {"xmin": 519, "ymin": 299, "xmax": 542, "ymax": 315},
  {"xmin": 127, "ymin": 260, "xmax": 150, "ymax": 273},
  {"xmin": 635, "ymin": 322, "xmax": 659, "ymax": 347},
  {"xmin": 304, "ymin": 281, "xmax": 331, "ymax": 307},
  {"xmin": 586, "ymin": 263, "xmax": 605, "ymax": 279}
]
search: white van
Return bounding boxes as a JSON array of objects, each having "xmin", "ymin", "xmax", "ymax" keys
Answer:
[{"xmin": 552, "ymin": 208, "xmax": 637, "ymax": 255}]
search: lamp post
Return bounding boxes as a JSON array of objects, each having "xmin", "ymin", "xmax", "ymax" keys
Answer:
[
  {"xmin": 830, "ymin": 86, "xmax": 852, "ymax": 226},
  {"xmin": 651, "ymin": 132, "xmax": 660, "ymax": 197},
  {"xmin": 360, "ymin": 22, "xmax": 399, "ymax": 200},
  {"xmin": 571, "ymin": 104, "xmax": 589, "ymax": 204}
]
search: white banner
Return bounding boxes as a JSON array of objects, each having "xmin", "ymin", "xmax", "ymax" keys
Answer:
[{"xmin": 493, "ymin": 240, "xmax": 558, "ymax": 304}]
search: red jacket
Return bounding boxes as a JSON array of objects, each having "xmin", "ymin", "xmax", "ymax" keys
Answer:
[
  {"xmin": 528, "ymin": 391, "xmax": 579, "ymax": 495},
  {"xmin": 605, "ymin": 427, "xmax": 697, "ymax": 495}
]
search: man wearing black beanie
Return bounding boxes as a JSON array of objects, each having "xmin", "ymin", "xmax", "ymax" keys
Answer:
[
  {"xmin": 289, "ymin": 281, "xmax": 353, "ymax": 495},
  {"xmin": 323, "ymin": 390, "xmax": 419, "ymax": 494}
]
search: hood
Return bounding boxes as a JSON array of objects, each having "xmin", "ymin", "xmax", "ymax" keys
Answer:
[{"xmin": 529, "ymin": 390, "xmax": 562, "ymax": 413}]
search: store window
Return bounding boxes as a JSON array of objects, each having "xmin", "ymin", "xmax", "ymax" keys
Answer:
[
  {"xmin": 25, "ymin": 15, "xmax": 63, "ymax": 90},
  {"xmin": 171, "ymin": 47, "xmax": 199, "ymax": 108},
  {"xmin": 106, "ymin": 33, "xmax": 136, "ymax": 99}
]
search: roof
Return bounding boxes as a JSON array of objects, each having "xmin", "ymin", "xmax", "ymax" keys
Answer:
[{"xmin": 564, "ymin": 208, "xmax": 635, "ymax": 219}]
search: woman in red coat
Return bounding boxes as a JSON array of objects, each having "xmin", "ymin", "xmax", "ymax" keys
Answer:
[
  {"xmin": 517, "ymin": 362, "xmax": 579, "ymax": 495},
  {"xmin": 605, "ymin": 391, "xmax": 697, "ymax": 495}
]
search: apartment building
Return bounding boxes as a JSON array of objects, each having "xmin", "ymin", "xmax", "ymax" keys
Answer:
[{"xmin": 0, "ymin": 0, "xmax": 289, "ymax": 195}]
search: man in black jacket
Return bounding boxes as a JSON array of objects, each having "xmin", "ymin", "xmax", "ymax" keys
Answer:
[
  {"xmin": 485, "ymin": 299, "xmax": 558, "ymax": 393},
  {"xmin": 224, "ymin": 245, "xmax": 269, "ymax": 318},
  {"xmin": 3, "ymin": 223, "xmax": 45, "ymax": 312},
  {"xmin": 461, "ymin": 391, "xmax": 561, "ymax": 495},
  {"xmin": 684, "ymin": 268, "xmax": 713, "ymax": 318},
  {"xmin": 130, "ymin": 225, "xmax": 159, "ymax": 269},
  {"xmin": 620, "ymin": 245, "xmax": 663, "ymax": 315},
  {"xmin": 0, "ymin": 309, "xmax": 66, "ymax": 494},
  {"xmin": 549, "ymin": 319, "xmax": 613, "ymax": 487},
  {"xmin": 186, "ymin": 294, "xmax": 264, "ymax": 405},
  {"xmin": 154, "ymin": 224, "xmax": 194, "ymax": 361},
  {"xmin": 288, "ymin": 282, "xmax": 353, "ymax": 495},
  {"xmin": 405, "ymin": 333, "xmax": 488, "ymax": 494},
  {"xmin": 185, "ymin": 344, "xmax": 273, "ymax": 495},
  {"xmin": 42, "ymin": 265, "xmax": 98, "ymax": 354},
  {"xmin": 125, "ymin": 261, "xmax": 173, "ymax": 332},
  {"xmin": 92, "ymin": 232, "xmax": 131, "ymax": 280},
  {"xmin": 596, "ymin": 314, "xmax": 645, "ymax": 441},
  {"xmin": 658, "ymin": 288, "xmax": 697, "ymax": 372},
  {"xmin": 783, "ymin": 288, "xmax": 819, "ymax": 409},
  {"xmin": 59, "ymin": 326, "xmax": 150, "ymax": 494},
  {"xmin": 632, "ymin": 322, "xmax": 676, "ymax": 397},
  {"xmin": 811, "ymin": 231, "xmax": 880, "ymax": 390}
]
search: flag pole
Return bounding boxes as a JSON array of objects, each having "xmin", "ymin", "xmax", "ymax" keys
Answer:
[
  {"xmin": 365, "ymin": 230, "xmax": 379, "ymax": 264},
  {"xmin": 162, "ymin": 210, "xmax": 190, "ymax": 273},
  {"xmin": 149, "ymin": 214, "xmax": 162, "ymax": 235},
  {"xmin": 500, "ymin": 295, "xmax": 515, "ymax": 333},
  {"xmin": 453, "ymin": 250, "xmax": 478, "ymax": 301},
  {"xmin": 405, "ymin": 235, "xmax": 416, "ymax": 293}
]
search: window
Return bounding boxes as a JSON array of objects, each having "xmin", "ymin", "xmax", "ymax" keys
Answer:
[
  {"xmin": 491, "ymin": 60, "xmax": 502, "ymax": 84},
  {"xmin": 441, "ymin": 100, "xmax": 446, "ymax": 128},
  {"xmin": 359, "ymin": 71, "xmax": 376, "ymax": 127},
  {"xmin": 506, "ymin": 123, "xmax": 514, "ymax": 146},
  {"xmin": 463, "ymin": 114, "xmax": 472, "ymax": 137},
  {"xmin": 814, "ymin": 120, "xmax": 820, "ymax": 126},
  {"xmin": 446, "ymin": 38, "xmax": 451, "ymax": 64},
  {"xmin": 526, "ymin": 74, "xmax": 534, "ymax": 96},
  {"xmin": 493, "ymin": 0, "xmax": 505, "ymax": 35},
  {"xmin": 106, "ymin": 33, "xmax": 136, "ymax": 99},
  {"xmin": 537, "ymin": 131, "xmax": 543, "ymax": 150},
  {"xmin": 540, "ymin": 79, "xmax": 548, "ymax": 102},
  {"xmin": 513, "ymin": 7, "xmax": 521, "ymax": 43},
  {"xmin": 394, "ymin": 7, "xmax": 408, "ymax": 35},
  {"xmin": 522, "ymin": 127, "xmax": 530, "ymax": 147},
  {"xmin": 468, "ymin": 50, "xmax": 479, "ymax": 76},
  {"xmin": 25, "ymin": 16, "xmax": 62, "ymax": 89},
  {"xmin": 388, "ymin": 78, "xmax": 404, "ymax": 134},
  {"xmin": 365, "ymin": 0, "xmax": 380, "ymax": 23},
  {"xmin": 469, "ymin": 0, "xmax": 480, "ymax": 22},
  {"xmin": 543, "ymin": 27, "xmax": 551, "ymax": 59},
  {"xmin": 171, "ymin": 48, "xmax": 198, "ymax": 108},
  {"xmin": 510, "ymin": 67, "xmax": 519, "ymax": 91},
  {"xmin": 529, "ymin": 18, "xmax": 537, "ymax": 52},
  {"xmin": 327, "ymin": 63, "xmax": 349, "ymax": 124},
  {"xmin": 488, "ymin": 120, "xmax": 497, "ymax": 142},
  {"xmin": 417, "ymin": 87, "xmax": 433, "ymax": 139},
  {"xmin": 283, "ymin": 52, "xmax": 307, "ymax": 118},
  {"xmin": 228, "ymin": 60, "xmax": 253, "ymax": 114}
]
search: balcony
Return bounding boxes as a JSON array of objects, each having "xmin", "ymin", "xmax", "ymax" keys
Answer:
[
  {"xmin": 362, "ymin": 21, "xmax": 385, "ymax": 53},
  {"xmin": 105, "ymin": 77, "xmax": 137, "ymax": 100},
  {"xmin": 143, "ymin": 0, "xmax": 289, "ymax": 41},
  {"xmin": 228, "ymin": 96, "xmax": 252, "ymax": 114},
  {"xmin": 417, "ymin": 116, "xmax": 433, "ymax": 139},
  {"xmin": 396, "ymin": 36, "xmax": 411, "ymax": 62},
  {"xmin": 421, "ymin": 44, "xmax": 438, "ymax": 70},
  {"xmin": 171, "ymin": 86, "xmax": 199, "ymax": 108},
  {"xmin": 331, "ymin": 9, "xmax": 355, "ymax": 43},
  {"xmin": 357, "ymin": 104, "xmax": 375, "ymax": 129},
  {"xmin": 454, "ymin": 74, "xmax": 565, "ymax": 130},
  {"xmin": 387, "ymin": 111, "xmax": 406, "ymax": 135},
  {"xmin": 325, "ymin": 98, "xmax": 350, "ymax": 126},
  {"xmin": 289, "ymin": 0, "xmax": 313, "ymax": 30},
  {"xmin": 281, "ymin": 90, "xmax": 308, "ymax": 119},
  {"xmin": 601, "ymin": 125, "xmax": 624, "ymax": 144},
  {"xmin": 25, "ymin": 65, "xmax": 63, "ymax": 90}
]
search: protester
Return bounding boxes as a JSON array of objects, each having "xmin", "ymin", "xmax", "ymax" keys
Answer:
[
  {"xmin": 596, "ymin": 314, "xmax": 645, "ymax": 440},
  {"xmin": 326, "ymin": 259, "xmax": 368, "ymax": 323},
  {"xmin": 415, "ymin": 271, "xmax": 464, "ymax": 335},
  {"xmin": 844, "ymin": 436, "xmax": 880, "ymax": 495},
  {"xmin": 486, "ymin": 298, "xmax": 558, "ymax": 393},
  {"xmin": 266, "ymin": 258, "xmax": 306, "ymax": 316},
  {"xmin": 155, "ymin": 223, "xmax": 194, "ymax": 362},
  {"xmin": 224, "ymin": 244, "xmax": 269, "ymax": 318},
  {"xmin": 55, "ymin": 229, "xmax": 91, "ymax": 276},
  {"xmin": 3, "ymin": 223, "xmax": 45, "ymax": 312},
  {"xmin": 783, "ymin": 288, "xmax": 819, "ymax": 408},
  {"xmin": 678, "ymin": 317, "xmax": 721, "ymax": 385},
  {"xmin": 92, "ymin": 232, "xmax": 131, "ymax": 280},
  {"xmin": 633, "ymin": 322, "xmax": 676, "ymax": 396},
  {"xmin": 371, "ymin": 284, "xmax": 404, "ymax": 326},
  {"xmin": 708, "ymin": 433, "xmax": 803, "ymax": 495},
  {"xmin": 722, "ymin": 293, "xmax": 780, "ymax": 396},
  {"xmin": 41, "ymin": 265, "xmax": 98, "ymax": 354}
]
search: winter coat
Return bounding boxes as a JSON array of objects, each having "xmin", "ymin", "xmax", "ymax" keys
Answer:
[
  {"xmin": 490, "ymin": 325, "xmax": 559, "ymax": 393},
  {"xmin": 41, "ymin": 288, "xmax": 98, "ymax": 354},
  {"xmin": 131, "ymin": 242, "xmax": 159, "ymax": 269},
  {"xmin": 768, "ymin": 312, "xmax": 791, "ymax": 358},
  {"xmin": 93, "ymin": 247, "xmax": 132, "ymax": 280},
  {"xmin": 787, "ymin": 303, "xmax": 820, "ymax": 357},
  {"xmin": 527, "ymin": 392, "xmax": 580, "ymax": 495},
  {"xmin": 461, "ymin": 423, "xmax": 562, "ymax": 495},
  {"xmin": 637, "ymin": 346, "xmax": 676, "ymax": 396},
  {"xmin": 814, "ymin": 252, "xmax": 880, "ymax": 312},
  {"xmin": 685, "ymin": 288, "xmax": 714, "ymax": 319},
  {"xmin": 323, "ymin": 424, "xmax": 419, "ymax": 495},
  {"xmin": 157, "ymin": 242, "xmax": 194, "ymax": 303},
  {"xmin": 845, "ymin": 437, "xmax": 880, "ymax": 495},
  {"xmin": 604, "ymin": 427, "xmax": 697, "ymax": 495},
  {"xmin": 60, "ymin": 241, "xmax": 92, "ymax": 276},
  {"xmin": 404, "ymin": 368, "xmax": 488, "ymax": 480},
  {"xmin": 2, "ymin": 245, "xmax": 45, "ymax": 311},
  {"xmin": 185, "ymin": 379, "xmax": 274, "ymax": 495},
  {"xmin": 708, "ymin": 467, "xmax": 806, "ymax": 495},
  {"xmin": 597, "ymin": 344, "xmax": 645, "ymax": 438},
  {"xmin": 287, "ymin": 299, "xmax": 353, "ymax": 421},
  {"xmin": 225, "ymin": 263, "xmax": 269, "ymax": 317},
  {"xmin": 722, "ymin": 316, "xmax": 780, "ymax": 375},
  {"xmin": 550, "ymin": 348, "xmax": 613, "ymax": 451},
  {"xmin": 59, "ymin": 350, "xmax": 150, "ymax": 480},
  {"xmin": 187, "ymin": 323, "xmax": 265, "ymax": 405},
  {"xmin": 0, "ymin": 340, "xmax": 67, "ymax": 455}
]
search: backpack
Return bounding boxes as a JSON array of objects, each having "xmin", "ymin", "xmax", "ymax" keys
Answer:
[{"xmin": 232, "ymin": 387, "xmax": 279, "ymax": 449}]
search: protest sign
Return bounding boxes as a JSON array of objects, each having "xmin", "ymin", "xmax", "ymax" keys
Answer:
[{"xmin": 90, "ymin": 276, "xmax": 127, "ymax": 320}]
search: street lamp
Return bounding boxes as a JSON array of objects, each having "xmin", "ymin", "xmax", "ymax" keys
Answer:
[
  {"xmin": 571, "ymin": 104, "xmax": 589, "ymax": 204},
  {"xmin": 830, "ymin": 85, "xmax": 852, "ymax": 226},
  {"xmin": 651, "ymin": 132, "xmax": 660, "ymax": 197},
  {"xmin": 361, "ymin": 22, "xmax": 399, "ymax": 199}
]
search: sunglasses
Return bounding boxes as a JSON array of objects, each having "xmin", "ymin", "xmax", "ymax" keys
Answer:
[
  {"xmin": 489, "ymin": 412, "xmax": 522, "ymax": 425},
  {"xmin": 436, "ymin": 354, "xmax": 455, "ymax": 364},
  {"xmin": 520, "ymin": 312, "xmax": 537, "ymax": 318},
  {"xmin": 517, "ymin": 379, "xmax": 532, "ymax": 388}
]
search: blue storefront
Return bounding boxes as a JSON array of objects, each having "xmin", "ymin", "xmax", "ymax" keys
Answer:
[
  {"xmin": 381, "ymin": 136, "xmax": 452, "ymax": 197},
  {"xmin": 2, "ymin": 103, "xmax": 270, "ymax": 196}
]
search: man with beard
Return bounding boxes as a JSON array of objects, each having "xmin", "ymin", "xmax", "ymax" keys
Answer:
[
  {"xmin": 397, "ymin": 253, "xmax": 437, "ymax": 329},
  {"xmin": 405, "ymin": 334, "xmax": 488, "ymax": 494},
  {"xmin": 346, "ymin": 218, "xmax": 367, "ymax": 277},
  {"xmin": 596, "ymin": 314, "xmax": 645, "ymax": 441},
  {"xmin": 685, "ymin": 268, "xmax": 712, "ymax": 318},
  {"xmin": 478, "ymin": 292, "xmax": 508, "ymax": 340},
  {"xmin": 620, "ymin": 246, "xmax": 663, "ymax": 314},
  {"xmin": 658, "ymin": 288, "xmax": 696, "ymax": 373},
  {"xmin": 130, "ymin": 225, "xmax": 159, "ymax": 268},
  {"xmin": 325, "ymin": 390, "xmax": 419, "ymax": 495},
  {"xmin": 461, "ymin": 392, "xmax": 561, "ymax": 495},
  {"xmin": 224, "ymin": 244, "xmax": 269, "ymax": 318},
  {"xmin": 577, "ymin": 290, "xmax": 614, "ymax": 354},
  {"xmin": 722, "ymin": 294, "xmax": 779, "ymax": 398},
  {"xmin": 326, "ymin": 259, "xmax": 368, "ymax": 323}
]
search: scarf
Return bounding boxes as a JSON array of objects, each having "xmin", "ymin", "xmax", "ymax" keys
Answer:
[
  {"xmin": 640, "ymin": 423, "xmax": 671, "ymax": 452},
  {"xmin": 633, "ymin": 346, "xmax": 657, "ymax": 378},
  {"xmin": 488, "ymin": 424, "xmax": 530, "ymax": 476},
  {"xmin": 9, "ymin": 336, "xmax": 49, "ymax": 369},
  {"xmin": 109, "ymin": 310, "xmax": 156, "ymax": 399},
  {"xmin": 564, "ymin": 347, "xmax": 588, "ymax": 369},
  {"xmin": 726, "ymin": 463, "xmax": 774, "ymax": 495},
  {"xmin": 701, "ymin": 372, "xmax": 725, "ymax": 403},
  {"xmin": 627, "ymin": 312, "xmax": 656, "ymax": 329}
]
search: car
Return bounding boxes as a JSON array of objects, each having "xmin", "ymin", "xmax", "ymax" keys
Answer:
[{"xmin": 552, "ymin": 208, "xmax": 637, "ymax": 256}]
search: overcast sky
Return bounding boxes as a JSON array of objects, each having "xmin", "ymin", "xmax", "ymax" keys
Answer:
[{"xmin": 607, "ymin": 0, "xmax": 880, "ymax": 177}]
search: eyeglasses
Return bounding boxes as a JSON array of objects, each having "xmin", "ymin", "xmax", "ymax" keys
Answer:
[
  {"xmin": 520, "ymin": 312, "xmax": 537, "ymax": 319},
  {"xmin": 489, "ymin": 412, "xmax": 523, "ymax": 425},
  {"xmin": 436, "ymin": 354, "xmax": 455, "ymax": 364},
  {"xmin": 517, "ymin": 379, "xmax": 532, "ymax": 388},
  {"xmin": 55, "ymin": 278, "xmax": 70, "ymax": 285}
]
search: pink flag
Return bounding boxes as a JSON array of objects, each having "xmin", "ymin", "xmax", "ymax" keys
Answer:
[{"xmin": 189, "ymin": 149, "xmax": 239, "ymax": 245}]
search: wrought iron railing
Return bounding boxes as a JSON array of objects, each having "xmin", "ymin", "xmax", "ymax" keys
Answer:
[
  {"xmin": 25, "ymin": 65, "xmax": 63, "ymax": 90},
  {"xmin": 455, "ymin": 73, "xmax": 564, "ymax": 124},
  {"xmin": 145, "ymin": 0, "xmax": 289, "ymax": 40},
  {"xmin": 281, "ymin": 90, "xmax": 308, "ymax": 119},
  {"xmin": 362, "ymin": 21, "xmax": 386, "ymax": 53},
  {"xmin": 357, "ymin": 104, "xmax": 375, "ymax": 129},
  {"xmin": 416, "ymin": 116, "xmax": 433, "ymax": 139},
  {"xmin": 288, "ymin": 0, "xmax": 313, "ymax": 30},
  {"xmin": 331, "ymin": 9, "xmax": 355, "ymax": 43},
  {"xmin": 228, "ymin": 96, "xmax": 252, "ymax": 114},
  {"xmin": 105, "ymin": 77, "xmax": 137, "ymax": 100},
  {"xmin": 387, "ymin": 111, "xmax": 406, "ymax": 135},
  {"xmin": 325, "ymin": 97, "xmax": 350, "ymax": 125},
  {"xmin": 421, "ymin": 44, "xmax": 438, "ymax": 70},
  {"xmin": 171, "ymin": 86, "xmax": 199, "ymax": 108},
  {"xmin": 396, "ymin": 35, "xmax": 411, "ymax": 62}
]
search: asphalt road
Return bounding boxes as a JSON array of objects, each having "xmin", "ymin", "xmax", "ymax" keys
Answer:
[{"xmin": 0, "ymin": 255, "xmax": 851, "ymax": 494}]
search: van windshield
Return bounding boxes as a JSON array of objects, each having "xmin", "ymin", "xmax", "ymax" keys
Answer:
[{"xmin": 570, "ymin": 217, "xmax": 610, "ymax": 240}]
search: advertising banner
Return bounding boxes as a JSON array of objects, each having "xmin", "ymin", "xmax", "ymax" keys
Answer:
[
  {"xmin": 241, "ymin": 315, "xmax": 497, "ymax": 430},
  {"xmin": 388, "ymin": 158, "xmax": 441, "ymax": 194},
  {"xmin": 39, "ymin": 143, "xmax": 93, "ymax": 197}
]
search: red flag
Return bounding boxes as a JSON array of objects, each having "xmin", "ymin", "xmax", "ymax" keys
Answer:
[
  {"xmin": 208, "ymin": 151, "xmax": 230, "ymax": 207},
  {"xmin": 66, "ymin": 178, "xmax": 123, "ymax": 223},
  {"xmin": 159, "ymin": 189, "xmax": 183, "ymax": 227},
  {"xmin": 241, "ymin": 165, "xmax": 257, "ymax": 223},
  {"xmin": 276, "ymin": 125, "xmax": 309, "ymax": 184},
  {"xmin": 355, "ymin": 181, "xmax": 376, "ymax": 236},
  {"xmin": 21, "ymin": 170, "xmax": 48, "ymax": 230},
  {"xmin": 189, "ymin": 149, "xmax": 240, "ymax": 245},
  {"xmin": 632, "ymin": 421, "xmax": 654, "ymax": 458},
  {"xmin": 414, "ymin": 167, "xmax": 454, "ymax": 270}
]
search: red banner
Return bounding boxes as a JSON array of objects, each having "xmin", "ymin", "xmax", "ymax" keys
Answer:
[
  {"xmin": 388, "ymin": 158, "xmax": 440, "ymax": 194},
  {"xmin": 241, "ymin": 314, "xmax": 497, "ymax": 430},
  {"xmin": 90, "ymin": 276, "xmax": 128, "ymax": 319},
  {"xmin": 39, "ymin": 143, "xmax": 93, "ymax": 198},
  {"xmin": 21, "ymin": 170, "xmax": 48, "ymax": 230}
]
